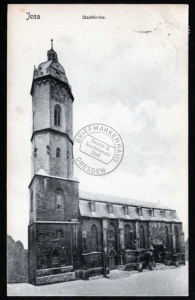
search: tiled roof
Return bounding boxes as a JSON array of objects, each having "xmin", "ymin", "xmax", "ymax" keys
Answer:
[
  {"xmin": 79, "ymin": 199, "xmax": 180, "ymax": 222},
  {"xmin": 79, "ymin": 191, "xmax": 181, "ymax": 222},
  {"xmin": 79, "ymin": 191, "xmax": 174, "ymax": 210}
]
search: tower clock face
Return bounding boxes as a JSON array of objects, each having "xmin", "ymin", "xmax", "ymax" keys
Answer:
[{"xmin": 51, "ymin": 84, "xmax": 66, "ymax": 102}]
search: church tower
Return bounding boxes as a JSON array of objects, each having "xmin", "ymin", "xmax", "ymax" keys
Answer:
[{"xmin": 28, "ymin": 41, "xmax": 80, "ymax": 285}]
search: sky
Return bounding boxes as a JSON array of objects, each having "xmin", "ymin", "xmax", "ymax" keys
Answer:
[{"xmin": 7, "ymin": 4, "xmax": 188, "ymax": 248}]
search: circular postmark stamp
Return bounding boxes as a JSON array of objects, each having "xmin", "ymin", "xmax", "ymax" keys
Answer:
[{"xmin": 73, "ymin": 123, "xmax": 124, "ymax": 176}]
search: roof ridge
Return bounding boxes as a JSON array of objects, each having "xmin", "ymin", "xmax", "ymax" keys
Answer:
[{"xmin": 79, "ymin": 190, "xmax": 174, "ymax": 210}]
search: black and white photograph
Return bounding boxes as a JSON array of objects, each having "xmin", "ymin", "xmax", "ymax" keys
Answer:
[{"xmin": 7, "ymin": 4, "xmax": 188, "ymax": 296}]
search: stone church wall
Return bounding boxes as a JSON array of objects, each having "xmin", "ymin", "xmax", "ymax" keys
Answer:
[
  {"xmin": 28, "ymin": 224, "xmax": 37, "ymax": 284},
  {"xmin": 80, "ymin": 218, "xmax": 102, "ymax": 253},
  {"xmin": 33, "ymin": 82, "xmax": 50, "ymax": 131},
  {"xmin": 33, "ymin": 175, "xmax": 79, "ymax": 222},
  {"xmin": 32, "ymin": 133, "xmax": 50, "ymax": 175},
  {"xmin": 49, "ymin": 133, "xmax": 72, "ymax": 178}
]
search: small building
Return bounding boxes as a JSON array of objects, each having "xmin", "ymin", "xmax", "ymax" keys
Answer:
[{"xmin": 28, "ymin": 41, "xmax": 185, "ymax": 285}]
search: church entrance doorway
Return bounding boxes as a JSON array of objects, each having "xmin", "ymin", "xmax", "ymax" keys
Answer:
[
  {"xmin": 108, "ymin": 249, "xmax": 116, "ymax": 270},
  {"xmin": 152, "ymin": 237, "xmax": 166, "ymax": 263}
]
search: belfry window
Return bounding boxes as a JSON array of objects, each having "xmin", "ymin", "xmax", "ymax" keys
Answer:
[
  {"xmin": 55, "ymin": 189, "xmax": 63, "ymax": 209},
  {"xmin": 54, "ymin": 105, "xmax": 61, "ymax": 126},
  {"xmin": 56, "ymin": 148, "xmax": 60, "ymax": 157}
]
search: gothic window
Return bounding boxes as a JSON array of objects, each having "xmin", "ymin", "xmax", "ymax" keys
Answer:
[
  {"xmin": 91, "ymin": 225, "xmax": 98, "ymax": 251},
  {"xmin": 125, "ymin": 224, "xmax": 132, "ymax": 249},
  {"xmin": 56, "ymin": 148, "xmax": 60, "ymax": 157},
  {"xmin": 51, "ymin": 83, "xmax": 55, "ymax": 98},
  {"xmin": 139, "ymin": 225, "xmax": 145, "ymax": 249},
  {"xmin": 46, "ymin": 145, "xmax": 50, "ymax": 154},
  {"xmin": 174, "ymin": 226, "xmax": 179, "ymax": 252},
  {"xmin": 55, "ymin": 189, "xmax": 63, "ymax": 209},
  {"xmin": 107, "ymin": 222, "xmax": 117, "ymax": 251},
  {"xmin": 54, "ymin": 105, "xmax": 61, "ymax": 126},
  {"xmin": 152, "ymin": 226, "xmax": 156, "ymax": 236},
  {"xmin": 156, "ymin": 225, "xmax": 160, "ymax": 236},
  {"xmin": 107, "ymin": 222, "xmax": 116, "ymax": 239},
  {"xmin": 56, "ymin": 230, "xmax": 62, "ymax": 238},
  {"xmin": 34, "ymin": 147, "xmax": 37, "ymax": 157},
  {"xmin": 165, "ymin": 226, "xmax": 169, "ymax": 249},
  {"xmin": 31, "ymin": 191, "xmax": 33, "ymax": 212}
]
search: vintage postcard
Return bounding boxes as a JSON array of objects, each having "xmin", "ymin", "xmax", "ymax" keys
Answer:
[{"xmin": 7, "ymin": 4, "xmax": 188, "ymax": 296}]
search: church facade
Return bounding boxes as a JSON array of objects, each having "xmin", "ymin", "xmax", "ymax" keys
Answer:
[{"xmin": 28, "ymin": 42, "xmax": 185, "ymax": 285}]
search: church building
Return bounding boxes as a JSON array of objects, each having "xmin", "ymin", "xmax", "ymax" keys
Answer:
[{"xmin": 28, "ymin": 41, "xmax": 185, "ymax": 285}]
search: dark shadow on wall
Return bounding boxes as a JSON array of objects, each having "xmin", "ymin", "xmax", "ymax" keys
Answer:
[
  {"xmin": 185, "ymin": 238, "xmax": 188, "ymax": 261},
  {"xmin": 7, "ymin": 235, "xmax": 28, "ymax": 283}
]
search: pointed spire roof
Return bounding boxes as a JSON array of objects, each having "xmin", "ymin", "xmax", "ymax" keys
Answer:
[{"xmin": 47, "ymin": 39, "xmax": 58, "ymax": 61}]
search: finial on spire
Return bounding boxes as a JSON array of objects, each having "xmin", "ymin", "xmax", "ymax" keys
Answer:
[{"xmin": 47, "ymin": 39, "xmax": 58, "ymax": 61}]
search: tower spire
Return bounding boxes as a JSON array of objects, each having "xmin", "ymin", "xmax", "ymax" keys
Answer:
[{"xmin": 47, "ymin": 39, "xmax": 58, "ymax": 61}]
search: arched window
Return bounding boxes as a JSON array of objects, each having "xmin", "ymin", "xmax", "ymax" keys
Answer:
[
  {"xmin": 54, "ymin": 105, "xmax": 61, "ymax": 126},
  {"xmin": 107, "ymin": 222, "xmax": 117, "ymax": 251},
  {"xmin": 152, "ymin": 226, "xmax": 156, "ymax": 237},
  {"xmin": 30, "ymin": 191, "xmax": 33, "ymax": 212},
  {"xmin": 55, "ymin": 189, "xmax": 63, "ymax": 209},
  {"xmin": 165, "ymin": 226, "xmax": 169, "ymax": 249},
  {"xmin": 56, "ymin": 148, "xmax": 60, "ymax": 157},
  {"xmin": 160, "ymin": 226, "xmax": 163, "ymax": 235},
  {"xmin": 52, "ymin": 248, "xmax": 59, "ymax": 266},
  {"xmin": 174, "ymin": 226, "xmax": 179, "ymax": 252},
  {"xmin": 139, "ymin": 225, "xmax": 145, "ymax": 249},
  {"xmin": 108, "ymin": 222, "xmax": 116, "ymax": 239},
  {"xmin": 125, "ymin": 224, "xmax": 132, "ymax": 249},
  {"xmin": 91, "ymin": 225, "xmax": 98, "ymax": 252},
  {"xmin": 156, "ymin": 225, "xmax": 160, "ymax": 236}
]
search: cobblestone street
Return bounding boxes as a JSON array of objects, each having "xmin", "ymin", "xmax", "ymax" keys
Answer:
[{"xmin": 7, "ymin": 263, "xmax": 188, "ymax": 296}]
